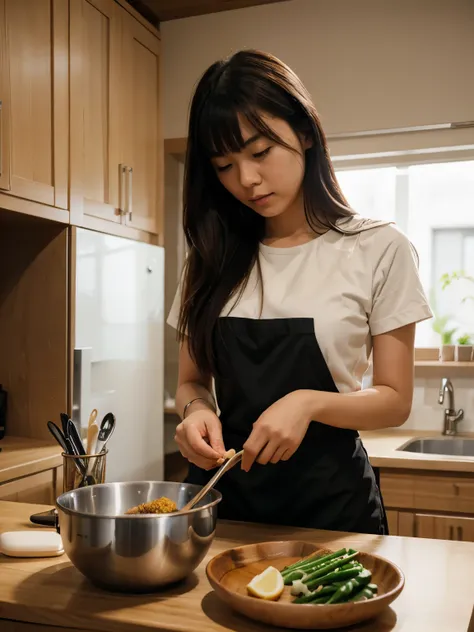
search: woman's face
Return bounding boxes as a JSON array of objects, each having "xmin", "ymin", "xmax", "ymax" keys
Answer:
[{"xmin": 211, "ymin": 114, "xmax": 308, "ymax": 219}]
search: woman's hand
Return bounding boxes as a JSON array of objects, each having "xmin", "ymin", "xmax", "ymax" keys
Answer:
[
  {"xmin": 242, "ymin": 391, "xmax": 312, "ymax": 472},
  {"xmin": 175, "ymin": 409, "xmax": 227, "ymax": 470}
]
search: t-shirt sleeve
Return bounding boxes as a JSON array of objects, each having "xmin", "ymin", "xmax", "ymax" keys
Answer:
[{"xmin": 369, "ymin": 228, "xmax": 433, "ymax": 336}]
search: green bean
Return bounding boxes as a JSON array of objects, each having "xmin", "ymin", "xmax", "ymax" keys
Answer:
[
  {"xmin": 346, "ymin": 586, "xmax": 374, "ymax": 602},
  {"xmin": 283, "ymin": 552, "xmax": 351, "ymax": 585},
  {"xmin": 327, "ymin": 580, "xmax": 356, "ymax": 604},
  {"xmin": 306, "ymin": 566, "xmax": 361, "ymax": 590},
  {"xmin": 281, "ymin": 548, "xmax": 348, "ymax": 578},
  {"xmin": 292, "ymin": 585, "xmax": 338, "ymax": 604},
  {"xmin": 327, "ymin": 569, "xmax": 372, "ymax": 604},
  {"xmin": 295, "ymin": 591, "xmax": 334, "ymax": 605},
  {"xmin": 367, "ymin": 583, "xmax": 378, "ymax": 593},
  {"xmin": 340, "ymin": 561, "xmax": 362, "ymax": 570},
  {"xmin": 284, "ymin": 556, "xmax": 348, "ymax": 585},
  {"xmin": 302, "ymin": 551, "xmax": 359, "ymax": 585},
  {"xmin": 310, "ymin": 595, "xmax": 332, "ymax": 605}
]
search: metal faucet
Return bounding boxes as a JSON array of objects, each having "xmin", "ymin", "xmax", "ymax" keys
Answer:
[{"xmin": 438, "ymin": 378, "xmax": 464, "ymax": 436}]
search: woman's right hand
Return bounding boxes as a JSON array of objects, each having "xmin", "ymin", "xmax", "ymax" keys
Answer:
[{"xmin": 175, "ymin": 409, "xmax": 226, "ymax": 470}]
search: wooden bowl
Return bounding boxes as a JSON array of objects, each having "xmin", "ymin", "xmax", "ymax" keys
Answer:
[{"xmin": 206, "ymin": 540, "xmax": 404, "ymax": 630}]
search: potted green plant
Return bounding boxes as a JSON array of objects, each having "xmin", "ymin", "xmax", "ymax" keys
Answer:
[
  {"xmin": 455, "ymin": 334, "xmax": 473, "ymax": 362},
  {"xmin": 432, "ymin": 313, "xmax": 457, "ymax": 362},
  {"xmin": 440, "ymin": 328, "xmax": 458, "ymax": 362},
  {"xmin": 436, "ymin": 270, "xmax": 474, "ymax": 361}
]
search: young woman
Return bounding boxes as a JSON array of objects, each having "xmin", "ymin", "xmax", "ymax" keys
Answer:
[{"xmin": 167, "ymin": 49, "xmax": 432, "ymax": 534}]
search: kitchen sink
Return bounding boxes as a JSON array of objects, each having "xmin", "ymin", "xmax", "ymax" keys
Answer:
[{"xmin": 398, "ymin": 437, "xmax": 474, "ymax": 457}]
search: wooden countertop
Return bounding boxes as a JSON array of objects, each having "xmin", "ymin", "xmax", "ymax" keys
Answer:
[
  {"xmin": 0, "ymin": 436, "xmax": 62, "ymax": 484},
  {"xmin": 360, "ymin": 428, "xmax": 474, "ymax": 473},
  {"xmin": 1, "ymin": 501, "xmax": 474, "ymax": 632}
]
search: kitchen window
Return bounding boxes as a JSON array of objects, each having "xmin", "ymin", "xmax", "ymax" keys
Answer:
[{"xmin": 335, "ymin": 159, "xmax": 474, "ymax": 346}]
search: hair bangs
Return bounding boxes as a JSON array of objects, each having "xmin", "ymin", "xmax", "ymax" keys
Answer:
[
  {"xmin": 198, "ymin": 96, "xmax": 290, "ymax": 159},
  {"xmin": 198, "ymin": 100, "xmax": 245, "ymax": 158}
]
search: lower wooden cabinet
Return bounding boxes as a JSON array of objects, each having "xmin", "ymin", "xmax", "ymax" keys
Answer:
[
  {"xmin": 397, "ymin": 512, "xmax": 474, "ymax": 541},
  {"xmin": 385, "ymin": 509, "xmax": 399, "ymax": 536},
  {"xmin": 380, "ymin": 469, "xmax": 474, "ymax": 542},
  {"xmin": 0, "ymin": 468, "xmax": 60, "ymax": 504}
]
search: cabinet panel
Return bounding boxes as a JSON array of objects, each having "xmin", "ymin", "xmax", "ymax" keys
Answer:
[
  {"xmin": 416, "ymin": 513, "xmax": 474, "ymax": 542},
  {"xmin": 398, "ymin": 511, "xmax": 474, "ymax": 542},
  {"xmin": 380, "ymin": 470, "xmax": 474, "ymax": 514},
  {"xmin": 386, "ymin": 509, "xmax": 399, "ymax": 535},
  {"xmin": 121, "ymin": 13, "xmax": 162, "ymax": 234},
  {"xmin": 0, "ymin": 470, "xmax": 56, "ymax": 504},
  {"xmin": 70, "ymin": 0, "xmax": 121, "ymax": 224},
  {"xmin": 0, "ymin": 0, "xmax": 68, "ymax": 209},
  {"xmin": 0, "ymin": 221, "xmax": 69, "ymax": 442},
  {"xmin": 397, "ymin": 511, "xmax": 415, "ymax": 537}
]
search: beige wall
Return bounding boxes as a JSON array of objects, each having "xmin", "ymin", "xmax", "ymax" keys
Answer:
[{"xmin": 161, "ymin": 0, "xmax": 474, "ymax": 140}]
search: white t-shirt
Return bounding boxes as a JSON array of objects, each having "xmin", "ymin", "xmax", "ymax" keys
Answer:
[{"xmin": 167, "ymin": 217, "xmax": 433, "ymax": 394}]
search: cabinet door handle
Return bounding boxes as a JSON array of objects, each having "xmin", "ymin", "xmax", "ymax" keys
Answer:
[
  {"xmin": 449, "ymin": 525, "xmax": 454, "ymax": 540},
  {"xmin": 457, "ymin": 526, "xmax": 463, "ymax": 541},
  {"xmin": 127, "ymin": 166, "xmax": 133, "ymax": 221},
  {"xmin": 119, "ymin": 164, "xmax": 127, "ymax": 215}
]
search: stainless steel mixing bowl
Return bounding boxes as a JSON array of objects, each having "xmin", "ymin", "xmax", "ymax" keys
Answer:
[{"xmin": 55, "ymin": 481, "xmax": 222, "ymax": 592}]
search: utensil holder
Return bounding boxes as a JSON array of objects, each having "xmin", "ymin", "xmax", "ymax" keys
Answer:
[{"xmin": 62, "ymin": 450, "xmax": 108, "ymax": 493}]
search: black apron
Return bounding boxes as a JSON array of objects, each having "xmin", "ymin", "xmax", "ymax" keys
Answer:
[{"xmin": 185, "ymin": 317, "xmax": 388, "ymax": 535}]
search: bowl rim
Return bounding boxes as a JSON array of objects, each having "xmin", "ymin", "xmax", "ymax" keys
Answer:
[
  {"xmin": 205, "ymin": 539, "xmax": 405, "ymax": 609},
  {"xmin": 56, "ymin": 480, "xmax": 222, "ymax": 519}
]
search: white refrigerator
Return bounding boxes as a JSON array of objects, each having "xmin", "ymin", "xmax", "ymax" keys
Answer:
[{"xmin": 71, "ymin": 227, "xmax": 164, "ymax": 482}]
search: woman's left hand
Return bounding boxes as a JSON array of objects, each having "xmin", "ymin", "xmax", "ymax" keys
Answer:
[{"xmin": 241, "ymin": 391, "xmax": 312, "ymax": 472}]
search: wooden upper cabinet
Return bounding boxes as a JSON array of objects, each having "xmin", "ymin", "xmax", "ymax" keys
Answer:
[
  {"xmin": 70, "ymin": 0, "xmax": 122, "ymax": 225},
  {"xmin": 70, "ymin": 0, "xmax": 162, "ymax": 237},
  {"xmin": 0, "ymin": 0, "xmax": 68, "ymax": 210},
  {"xmin": 0, "ymin": 0, "xmax": 162, "ymax": 237},
  {"xmin": 121, "ymin": 12, "xmax": 162, "ymax": 235}
]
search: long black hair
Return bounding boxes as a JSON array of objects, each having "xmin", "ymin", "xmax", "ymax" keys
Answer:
[{"xmin": 178, "ymin": 49, "xmax": 354, "ymax": 375}]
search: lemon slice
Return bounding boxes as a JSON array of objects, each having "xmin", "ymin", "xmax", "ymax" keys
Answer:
[{"xmin": 247, "ymin": 566, "xmax": 284, "ymax": 601}]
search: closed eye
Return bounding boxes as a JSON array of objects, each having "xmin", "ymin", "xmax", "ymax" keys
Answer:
[
  {"xmin": 214, "ymin": 146, "xmax": 271, "ymax": 173},
  {"xmin": 253, "ymin": 147, "xmax": 271, "ymax": 159},
  {"xmin": 216, "ymin": 163, "xmax": 232, "ymax": 173}
]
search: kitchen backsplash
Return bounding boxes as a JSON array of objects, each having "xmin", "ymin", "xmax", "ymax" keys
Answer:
[{"xmin": 406, "ymin": 377, "xmax": 474, "ymax": 433}]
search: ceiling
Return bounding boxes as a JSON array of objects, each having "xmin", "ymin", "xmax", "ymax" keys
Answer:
[{"xmin": 127, "ymin": 0, "xmax": 287, "ymax": 25}]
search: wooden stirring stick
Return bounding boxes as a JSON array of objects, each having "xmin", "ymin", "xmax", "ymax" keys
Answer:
[
  {"xmin": 86, "ymin": 408, "xmax": 99, "ymax": 455},
  {"xmin": 180, "ymin": 449, "xmax": 243, "ymax": 513},
  {"xmin": 216, "ymin": 448, "xmax": 236, "ymax": 466}
]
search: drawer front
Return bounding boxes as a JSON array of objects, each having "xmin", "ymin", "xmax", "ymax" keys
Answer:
[
  {"xmin": 381, "ymin": 470, "xmax": 474, "ymax": 514},
  {"xmin": 398, "ymin": 511, "xmax": 474, "ymax": 541},
  {"xmin": 0, "ymin": 469, "xmax": 55, "ymax": 504}
]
